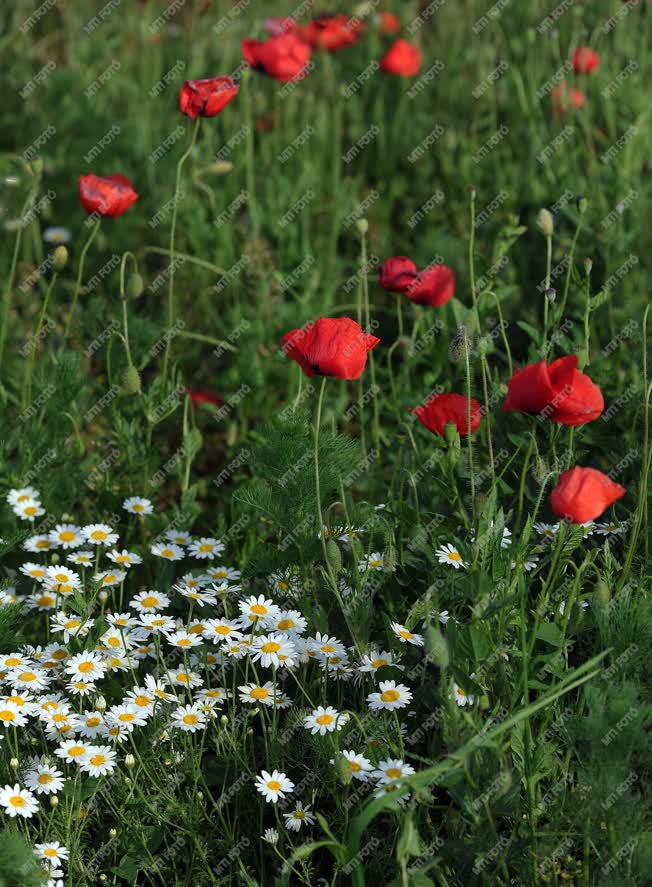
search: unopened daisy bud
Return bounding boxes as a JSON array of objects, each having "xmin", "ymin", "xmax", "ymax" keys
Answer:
[
  {"xmin": 122, "ymin": 365, "xmax": 141, "ymax": 395},
  {"xmin": 536, "ymin": 208, "xmax": 554, "ymax": 237},
  {"xmin": 50, "ymin": 552, "xmax": 60, "ymax": 564},
  {"xmin": 326, "ymin": 538, "xmax": 342, "ymax": 575},
  {"xmin": 355, "ymin": 217, "xmax": 368, "ymax": 236},
  {"xmin": 584, "ymin": 257, "xmax": 593, "ymax": 276},
  {"xmin": 207, "ymin": 160, "xmax": 234, "ymax": 176},
  {"xmin": 109, "ymin": 828, "xmax": 117, "ymax": 838},
  {"xmin": 336, "ymin": 753, "xmax": 353, "ymax": 785},
  {"xmin": 52, "ymin": 245, "xmax": 68, "ymax": 272},
  {"xmin": 220, "ymin": 715, "xmax": 228, "ymax": 725},
  {"xmin": 99, "ymin": 876, "xmax": 107, "ymax": 882},
  {"xmin": 197, "ymin": 791, "xmax": 204, "ymax": 801},
  {"xmin": 251, "ymin": 707, "xmax": 260, "ymax": 717},
  {"xmin": 127, "ymin": 272, "xmax": 144, "ymax": 299},
  {"xmin": 577, "ymin": 196, "xmax": 588, "ymax": 216},
  {"xmin": 98, "ymin": 590, "xmax": 108, "ymax": 603},
  {"xmin": 247, "ymin": 727, "xmax": 254, "ymax": 736},
  {"xmin": 10, "ymin": 757, "xmax": 19, "ymax": 770},
  {"xmin": 545, "ymin": 288, "xmax": 556, "ymax": 303},
  {"xmin": 125, "ymin": 754, "xmax": 135, "ymax": 770},
  {"xmin": 50, "ymin": 796, "xmax": 59, "ymax": 808},
  {"xmin": 95, "ymin": 695, "xmax": 107, "ymax": 712}
]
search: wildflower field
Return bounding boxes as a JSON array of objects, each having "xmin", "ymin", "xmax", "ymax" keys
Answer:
[{"xmin": 1, "ymin": 0, "xmax": 651, "ymax": 884}]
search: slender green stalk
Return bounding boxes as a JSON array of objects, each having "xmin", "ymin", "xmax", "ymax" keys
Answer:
[
  {"xmin": 22, "ymin": 270, "xmax": 58, "ymax": 407},
  {"xmin": 163, "ymin": 116, "xmax": 201, "ymax": 379},
  {"xmin": 65, "ymin": 217, "xmax": 101, "ymax": 337}
]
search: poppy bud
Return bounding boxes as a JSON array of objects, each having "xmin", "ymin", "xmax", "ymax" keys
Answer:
[
  {"xmin": 577, "ymin": 196, "xmax": 588, "ymax": 215},
  {"xmin": 532, "ymin": 456, "xmax": 548, "ymax": 484},
  {"xmin": 125, "ymin": 754, "xmax": 135, "ymax": 770},
  {"xmin": 336, "ymin": 753, "xmax": 353, "ymax": 785},
  {"xmin": 50, "ymin": 796, "xmax": 59, "ymax": 808},
  {"xmin": 127, "ymin": 272, "xmax": 144, "ymax": 299},
  {"xmin": 326, "ymin": 538, "xmax": 342, "ymax": 574},
  {"xmin": 584, "ymin": 258, "xmax": 593, "ymax": 276},
  {"xmin": 444, "ymin": 421, "xmax": 459, "ymax": 446},
  {"xmin": 98, "ymin": 590, "xmax": 108, "ymax": 603},
  {"xmin": 537, "ymin": 209, "xmax": 554, "ymax": 237},
  {"xmin": 10, "ymin": 757, "xmax": 18, "ymax": 770},
  {"xmin": 52, "ymin": 245, "xmax": 68, "ymax": 272},
  {"xmin": 545, "ymin": 288, "xmax": 556, "ymax": 303},
  {"xmin": 109, "ymin": 828, "xmax": 117, "ymax": 838},
  {"xmin": 122, "ymin": 365, "xmax": 141, "ymax": 395},
  {"xmin": 448, "ymin": 326, "xmax": 469, "ymax": 362},
  {"xmin": 426, "ymin": 626, "xmax": 449, "ymax": 668},
  {"xmin": 220, "ymin": 715, "xmax": 228, "ymax": 725},
  {"xmin": 197, "ymin": 791, "xmax": 204, "ymax": 800},
  {"xmin": 50, "ymin": 553, "xmax": 60, "ymax": 564}
]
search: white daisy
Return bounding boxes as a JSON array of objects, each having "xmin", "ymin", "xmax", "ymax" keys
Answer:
[
  {"xmin": 390, "ymin": 622, "xmax": 424, "ymax": 646},
  {"xmin": 372, "ymin": 759, "xmax": 415, "ymax": 784},
  {"xmin": 304, "ymin": 706, "xmax": 349, "ymax": 735},
  {"xmin": 107, "ymin": 549, "xmax": 142, "ymax": 568},
  {"xmin": 358, "ymin": 551, "xmax": 392, "ymax": 572},
  {"xmin": 43, "ymin": 563, "xmax": 81, "ymax": 592},
  {"xmin": 252, "ymin": 633, "xmax": 296, "ymax": 669},
  {"xmin": 48, "ymin": 524, "xmax": 84, "ymax": 549},
  {"xmin": 166, "ymin": 630, "xmax": 202, "ymax": 651},
  {"xmin": 238, "ymin": 682, "xmax": 276, "ymax": 706},
  {"xmin": 164, "ymin": 529, "xmax": 192, "ymax": 546},
  {"xmin": 74, "ymin": 711, "xmax": 107, "ymax": 739},
  {"xmin": 106, "ymin": 704, "xmax": 148, "ymax": 733},
  {"xmin": 358, "ymin": 650, "xmax": 402, "ymax": 675},
  {"xmin": 123, "ymin": 497, "xmax": 153, "ymax": 516},
  {"xmin": 452, "ymin": 682, "xmax": 474, "ymax": 707},
  {"xmin": 309, "ymin": 633, "xmax": 346, "ymax": 661},
  {"xmin": 67, "ymin": 550, "xmax": 94, "ymax": 567},
  {"xmin": 367, "ymin": 680, "xmax": 413, "ymax": 711},
  {"xmin": 594, "ymin": 521, "xmax": 626, "ymax": 537},
  {"xmin": 25, "ymin": 765, "xmax": 64, "ymax": 795},
  {"xmin": 35, "ymin": 841, "xmax": 69, "ymax": 868},
  {"xmin": 168, "ymin": 668, "xmax": 203, "ymax": 689},
  {"xmin": 65, "ymin": 652, "xmax": 106, "ymax": 683},
  {"xmin": 204, "ymin": 565, "xmax": 240, "ymax": 582},
  {"xmin": 6, "ymin": 487, "xmax": 40, "ymax": 506},
  {"xmin": 283, "ymin": 801, "xmax": 315, "ymax": 831},
  {"xmin": 13, "ymin": 498, "xmax": 45, "ymax": 521},
  {"xmin": 262, "ymin": 828, "xmax": 279, "ymax": 845},
  {"xmin": 0, "ymin": 784, "xmax": 39, "ymax": 818},
  {"xmin": 94, "ymin": 570, "xmax": 127, "ymax": 588},
  {"xmin": 188, "ymin": 537, "xmax": 225, "ymax": 561},
  {"xmin": 438, "ymin": 610, "xmax": 450, "ymax": 625},
  {"xmin": 80, "ymin": 745, "xmax": 117, "ymax": 776},
  {"xmin": 150, "ymin": 543, "xmax": 184, "ymax": 561},
  {"xmin": 338, "ymin": 750, "xmax": 372, "ymax": 781},
  {"xmin": 54, "ymin": 739, "xmax": 91, "ymax": 764},
  {"xmin": 436, "ymin": 543, "xmax": 466, "ymax": 569},
  {"xmin": 255, "ymin": 769, "xmax": 294, "ymax": 804},
  {"xmin": 171, "ymin": 704, "xmax": 207, "ymax": 733},
  {"xmin": 202, "ymin": 618, "xmax": 242, "ymax": 644},
  {"xmin": 273, "ymin": 610, "xmax": 308, "ymax": 635},
  {"xmin": 23, "ymin": 535, "xmax": 53, "ymax": 553},
  {"xmin": 238, "ymin": 595, "xmax": 281, "ymax": 628},
  {"xmin": 130, "ymin": 590, "xmax": 170, "ymax": 613},
  {"xmin": 82, "ymin": 524, "xmax": 118, "ymax": 546},
  {"xmin": 534, "ymin": 522, "xmax": 559, "ymax": 542}
]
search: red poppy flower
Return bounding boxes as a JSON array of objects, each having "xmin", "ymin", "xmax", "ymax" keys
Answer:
[
  {"xmin": 301, "ymin": 15, "xmax": 364, "ymax": 52},
  {"xmin": 380, "ymin": 40, "xmax": 422, "ymax": 77},
  {"xmin": 378, "ymin": 12, "xmax": 401, "ymax": 35},
  {"xmin": 78, "ymin": 174, "xmax": 139, "ymax": 218},
  {"xmin": 572, "ymin": 47, "xmax": 600, "ymax": 75},
  {"xmin": 379, "ymin": 257, "xmax": 455, "ymax": 308},
  {"xmin": 550, "ymin": 467, "xmax": 625, "ymax": 524},
  {"xmin": 264, "ymin": 17, "xmax": 297, "ymax": 36},
  {"xmin": 242, "ymin": 33, "xmax": 312, "ymax": 83},
  {"xmin": 178, "ymin": 77, "xmax": 239, "ymax": 119},
  {"xmin": 502, "ymin": 356, "xmax": 603, "ymax": 427},
  {"xmin": 412, "ymin": 393, "xmax": 482, "ymax": 438},
  {"xmin": 187, "ymin": 390, "xmax": 224, "ymax": 409},
  {"xmin": 282, "ymin": 317, "xmax": 380, "ymax": 380},
  {"xmin": 552, "ymin": 82, "xmax": 586, "ymax": 116},
  {"xmin": 379, "ymin": 256, "xmax": 418, "ymax": 291}
]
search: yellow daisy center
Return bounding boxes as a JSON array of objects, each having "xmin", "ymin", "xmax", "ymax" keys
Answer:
[
  {"xmin": 261, "ymin": 642, "xmax": 281, "ymax": 654},
  {"xmin": 267, "ymin": 780, "xmax": 281, "ymax": 792},
  {"xmin": 380, "ymin": 689, "xmax": 400, "ymax": 704},
  {"xmin": 183, "ymin": 714, "xmax": 199, "ymax": 726},
  {"xmin": 141, "ymin": 596, "xmax": 158, "ymax": 608},
  {"xmin": 250, "ymin": 687, "xmax": 269, "ymax": 700},
  {"xmin": 385, "ymin": 768, "xmax": 402, "ymax": 780},
  {"xmin": 316, "ymin": 714, "xmax": 334, "ymax": 726}
]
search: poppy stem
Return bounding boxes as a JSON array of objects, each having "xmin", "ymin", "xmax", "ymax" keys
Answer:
[
  {"xmin": 64, "ymin": 217, "xmax": 101, "ymax": 339},
  {"xmin": 542, "ymin": 233, "xmax": 552, "ymax": 348},
  {"xmin": 22, "ymin": 270, "xmax": 58, "ymax": 408},
  {"xmin": 163, "ymin": 116, "xmax": 201, "ymax": 381},
  {"xmin": 314, "ymin": 377, "xmax": 328, "ymax": 561},
  {"xmin": 558, "ymin": 209, "xmax": 584, "ymax": 319}
]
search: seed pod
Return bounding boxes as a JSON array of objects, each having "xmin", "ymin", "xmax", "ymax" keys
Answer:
[
  {"xmin": 448, "ymin": 325, "xmax": 469, "ymax": 363},
  {"xmin": 122, "ymin": 365, "xmax": 141, "ymax": 395},
  {"xmin": 52, "ymin": 245, "xmax": 68, "ymax": 272},
  {"xmin": 127, "ymin": 272, "xmax": 144, "ymax": 299},
  {"xmin": 326, "ymin": 538, "xmax": 342, "ymax": 575},
  {"xmin": 537, "ymin": 208, "xmax": 554, "ymax": 237}
]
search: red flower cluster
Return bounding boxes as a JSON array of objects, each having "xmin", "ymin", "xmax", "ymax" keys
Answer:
[
  {"xmin": 380, "ymin": 257, "xmax": 455, "ymax": 308},
  {"xmin": 178, "ymin": 77, "xmax": 239, "ymax": 119},
  {"xmin": 380, "ymin": 40, "xmax": 422, "ymax": 77},
  {"xmin": 502, "ymin": 356, "xmax": 603, "ymax": 427},
  {"xmin": 242, "ymin": 33, "xmax": 312, "ymax": 82},
  {"xmin": 551, "ymin": 467, "xmax": 625, "ymax": 524},
  {"xmin": 301, "ymin": 15, "xmax": 364, "ymax": 52},
  {"xmin": 78, "ymin": 174, "xmax": 139, "ymax": 218},
  {"xmin": 552, "ymin": 82, "xmax": 586, "ymax": 117},
  {"xmin": 572, "ymin": 47, "xmax": 600, "ymax": 75},
  {"xmin": 412, "ymin": 393, "xmax": 482, "ymax": 438},
  {"xmin": 283, "ymin": 318, "xmax": 380, "ymax": 380}
]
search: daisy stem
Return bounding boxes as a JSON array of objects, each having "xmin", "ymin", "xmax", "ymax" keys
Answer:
[
  {"xmin": 22, "ymin": 270, "xmax": 58, "ymax": 408},
  {"xmin": 163, "ymin": 116, "xmax": 201, "ymax": 381},
  {"xmin": 64, "ymin": 217, "xmax": 101, "ymax": 338}
]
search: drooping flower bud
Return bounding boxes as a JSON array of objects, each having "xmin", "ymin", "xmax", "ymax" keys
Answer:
[{"xmin": 537, "ymin": 209, "xmax": 554, "ymax": 237}]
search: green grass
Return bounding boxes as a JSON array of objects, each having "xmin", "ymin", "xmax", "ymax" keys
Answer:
[{"xmin": 0, "ymin": 1, "xmax": 651, "ymax": 884}]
